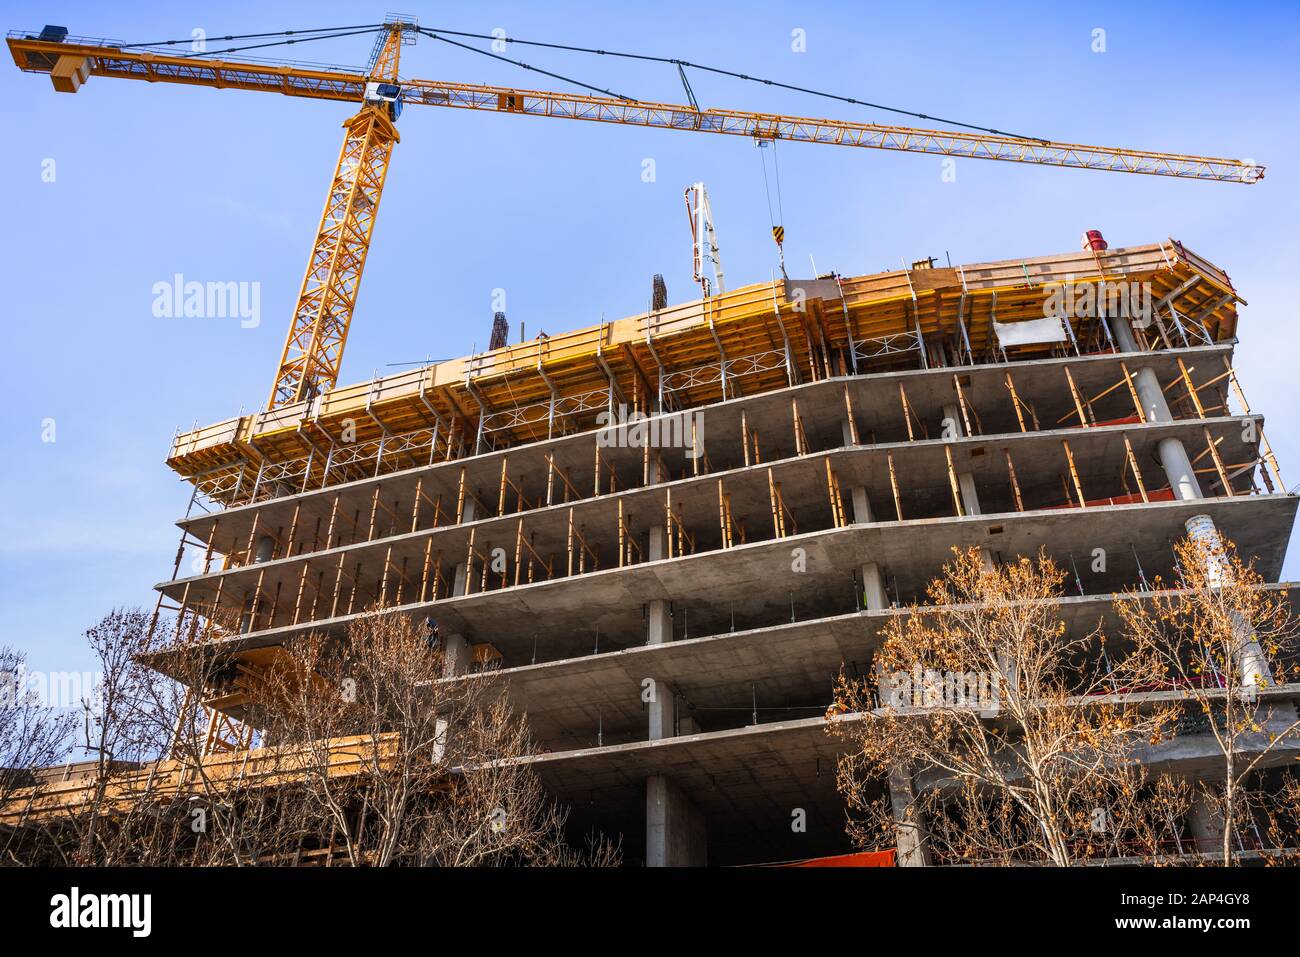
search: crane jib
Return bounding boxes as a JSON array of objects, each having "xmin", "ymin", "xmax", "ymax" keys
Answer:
[{"xmin": 8, "ymin": 34, "xmax": 1264, "ymax": 185}]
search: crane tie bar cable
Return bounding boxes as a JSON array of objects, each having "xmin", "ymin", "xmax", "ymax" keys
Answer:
[
  {"xmin": 111, "ymin": 22, "xmax": 1047, "ymax": 141},
  {"xmin": 117, "ymin": 24, "xmax": 386, "ymax": 50},
  {"xmin": 121, "ymin": 26, "xmax": 388, "ymax": 60},
  {"xmin": 422, "ymin": 26, "xmax": 1050, "ymax": 143},
  {"xmin": 418, "ymin": 29, "xmax": 636, "ymax": 102}
]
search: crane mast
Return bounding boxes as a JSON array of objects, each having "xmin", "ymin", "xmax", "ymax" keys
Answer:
[{"xmin": 267, "ymin": 20, "xmax": 412, "ymax": 409}]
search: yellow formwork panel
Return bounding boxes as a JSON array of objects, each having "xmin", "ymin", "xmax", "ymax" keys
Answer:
[{"xmin": 166, "ymin": 240, "xmax": 1241, "ymax": 498}]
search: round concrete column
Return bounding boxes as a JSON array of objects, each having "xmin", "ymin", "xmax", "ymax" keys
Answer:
[
  {"xmin": 1160, "ymin": 437, "xmax": 1204, "ymax": 501},
  {"xmin": 1185, "ymin": 514, "xmax": 1272, "ymax": 688}
]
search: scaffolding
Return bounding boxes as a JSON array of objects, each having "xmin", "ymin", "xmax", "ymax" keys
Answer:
[{"xmin": 167, "ymin": 240, "xmax": 1241, "ymax": 516}]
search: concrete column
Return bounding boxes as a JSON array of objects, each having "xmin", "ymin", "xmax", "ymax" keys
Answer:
[
  {"xmin": 943, "ymin": 403, "xmax": 982, "ymax": 515},
  {"xmin": 854, "ymin": 410, "xmax": 889, "ymax": 604},
  {"xmin": 648, "ymin": 680, "xmax": 675, "ymax": 741},
  {"xmin": 254, "ymin": 534, "xmax": 276, "ymax": 563},
  {"xmin": 942, "ymin": 403, "xmax": 964, "ymax": 439},
  {"xmin": 1112, "ymin": 315, "xmax": 1208, "ymax": 498},
  {"xmin": 849, "ymin": 486, "xmax": 873, "ymax": 524},
  {"xmin": 451, "ymin": 499, "xmax": 478, "ymax": 596},
  {"xmin": 647, "ymin": 601, "xmax": 672, "ymax": 644},
  {"xmin": 887, "ymin": 766, "xmax": 931, "ymax": 866},
  {"xmin": 644, "ymin": 457, "xmax": 673, "ymax": 644},
  {"xmin": 1160, "ymin": 437, "xmax": 1203, "ymax": 501},
  {"xmin": 1133, "ymin": 366, "xmax": 1175, "ymax": 423},
  {"xmin": 1186, "ymin": 514, "xmax": 1273, "ymax": 688},
  {"xmin": 958, "ymin": 473, "xmax": 983, "ymax": 516},
  {"xmin": 840, "ymin": 418, "xmax": 874, "ymax": 525},
  {"xmin": 646, "ymin": 774, "xmax": 707, "ymax": 866},
  {"xmin": 432, "ymin": 716, "xmax": 450, "ymax": 764},
  {"xmin": 1111, "ymin": 318, "xmax": 1175, "ymax": 423},
  {"xmin": 1187, "ymin": 784, "xmax": 1226, "ymax": 855},
  {"xmin": 442, "ymin": 633, "xmax": 469, "ymax": 678},
  {"xmin": 647, "ymin": 525, "xmax": 665, "ymax": 561},
  {"xmin": 646, "ymin": 519, "xmax": 671, "ymax": 644},
  {"xmin": 862, "ymin": 562, "xmax": 888, "ymax": 611}
]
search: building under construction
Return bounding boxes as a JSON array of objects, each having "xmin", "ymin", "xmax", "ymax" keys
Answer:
[
  {"xmin": 148, "ymin": 237, "xmax": 1294, "ymax": 864},
  {"xmin": 8, "ymin": 22, "xmax": 1297, "ymax": 865}
]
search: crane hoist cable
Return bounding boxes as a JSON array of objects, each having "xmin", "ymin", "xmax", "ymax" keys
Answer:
[{"xmin": 756, "ymin": 138, "xmax": 788, "ymax": 279}]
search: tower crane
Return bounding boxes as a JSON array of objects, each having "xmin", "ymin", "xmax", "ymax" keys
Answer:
[{"xmin": 8, "ymin": 19, "xmax": 1265, "ymax": 412}]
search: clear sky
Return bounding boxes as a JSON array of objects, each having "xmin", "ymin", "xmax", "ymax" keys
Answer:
[{"xmin": 2, "ymin": 0, "xmax": 1298, "ymax": 681}]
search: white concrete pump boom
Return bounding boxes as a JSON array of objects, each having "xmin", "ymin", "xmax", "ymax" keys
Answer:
[{"xmin": 686, "ymin": 182, "xmax": 725, "ymax": 297}]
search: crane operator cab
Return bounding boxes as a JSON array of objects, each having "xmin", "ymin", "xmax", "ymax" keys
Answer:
[{"xmin": 364, "ymin": 81, "xmax": 403, "ymax": 121}]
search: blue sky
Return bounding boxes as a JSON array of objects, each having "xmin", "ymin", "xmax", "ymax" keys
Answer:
[{"xmin": 2, "ymin": 0, "xmax": 1298, "ymax": 679}]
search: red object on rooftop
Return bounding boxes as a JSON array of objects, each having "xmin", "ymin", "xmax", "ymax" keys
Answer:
[{"xmin": 1081, "ymin": 229, "xmax": 1108, "ymax": 251}]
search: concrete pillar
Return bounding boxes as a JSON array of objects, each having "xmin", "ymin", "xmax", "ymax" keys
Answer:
[
  {"xmin": 862, "ymin": 562, "xmax": 888, "ymax": 611},
  {"xmin": 853, "ymin": 408, "xmax": 888, "ymax": 607},
  {"xmin": 1160, "ymin": 437, "xmax": 1203, "ymax": 501},
  {"xmin": 942, "ymin": 403, "xmax": 964, "ymax": 439},
  {"xmin": 647, "ymin": 525, "xmax": 665, "ymax": 561},
  {"xmin": 1112, "ymin": 315, "xmax": 1207, "ymax": 498},
  {"xmin": 1110, "ymin": 318, "xmax": 1175, "ymax": 423},
  {"xmin": 451, "ymin": 499, "xmax": 478, "ymax": 596},
  {"xmin": 1133, "ymin": 366, "xmax": 1175, "ymax": 423},
  {"xmin": 254, "ymin": 534, "xmax": 275, "ymax": 564},
  {"xmin": 1110, "ymin": 311, "xmax": 1143, "ymax": 354},
  {"xmin": 1186, "ymin": 514, "xmax": 1273, "ymax": 688},
  {"xmin": 442, "ymin": 633, "xmax": 469, "ymax": 678},
  {"xmin": 647, "ymin": 601, "xmax": 672, "ymax": 644},
  {"xmin": 644, "ymin": 457, "xmax": 673, "ymax": 644},
  {"xmin": 840, "ymin": 418, "xmax": 874, "ymax": 525},
  {"xmin": 646, "ymin": 774, "xmax": 707, "ymax": 866},
  {"xmin": 942, "ymin": 403, "xmax": 982, "ymax": 516},
  {"xmin": 849, "ymin": 486, "xmax": 873, "ymax": 524},
  {"xmin": 432, "ymin": 716, "xmax": 451, "ymax": 764},
  {"xmin": 958, "ymin": 473, "xmax": 983, "ymax": 516},
  {"xmin": 1187, "ymin": 784, "xmax": 1226, "ymax": 854},
  {"xmin": 887, "ymin": 766, "xmax": 931, "ymax": 866},
  {"xmin": 648, "ymin": 680, "xmax": 675, "ymax": 741}
]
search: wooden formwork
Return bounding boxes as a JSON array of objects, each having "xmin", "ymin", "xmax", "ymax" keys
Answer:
[{"xmin": 165, "ymin": 240, "xmax": 1242, "ymax": 514}]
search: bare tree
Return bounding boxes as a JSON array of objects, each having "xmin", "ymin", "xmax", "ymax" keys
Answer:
[
  {"xmin": 0, "ymin": 645, "xmax": 75, "ymax": 864},
  {"xmin": 831, "ymin": 547, "xmax": 1187, "ymax": 865},
  {"xmin": 1117, "ymin": 532, "xmax": 1300, "ymax": 865},
  {"xmin": 253, "ymin": 611, "xmax": 620, "ymax": 867},
  {"xmin": 1, "ymin": 608, "xmax": 618, "ymax": 867}
]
